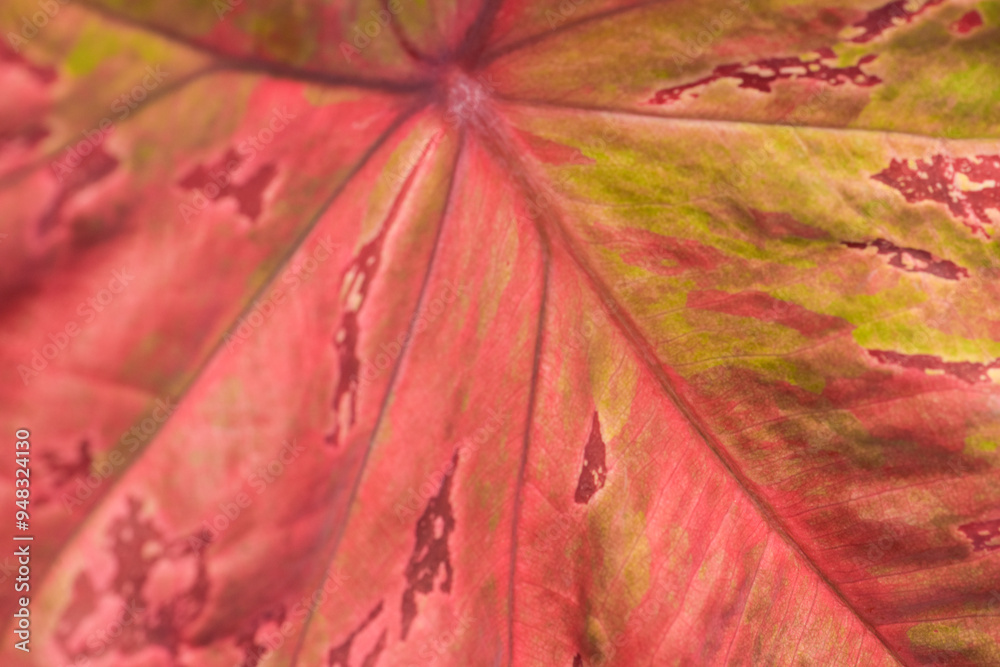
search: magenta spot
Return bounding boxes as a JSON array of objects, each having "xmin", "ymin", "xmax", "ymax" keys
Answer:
[
  {"xmin": 872, "ymin": 154, "xmax": 1000, "ymax": 236},
  {"xmin": 958, "ymin": 519, "xmax": 1000, "ymax": 552},
  {"xmin": 327, "ymin": 227, "xmax": 389, "ymax": 445},
  {"xmin": 843, "ymin": 238, "xmax": 969, "ymax": 280},
  {"xmin": 867, "ymin": 349, "xmax": 1000, "ymax": 384},
  {"xmin": 326, "ymin": 139, "xmax": 435, "ymax": 446},
  {"xmin": 651, "ymin": 51, "xmax": 880, "ymax": 105},
  {"xmin": 848, "ymin": 0, "xmax": 945, "ymax": 43},
  {"xmin": 951, "ymin": 10, "xmax": 984, "ymax": 35},
  {"xmin": 401, "ymin": 452, "xmax": 457, "ymax": 640},
  {"xmin": 36, "ymin": 439, "xmax": 92, "ymax": 505},
  {"xmin": 178, "ymin": 149, "xmax": 277, "ymax": 222},
  {"xmin": 56, "ymin": 497, "xmax": 211, "ymax": 661},
  {"xmin": 575, "ymin": 412, "xmax": 608, "ymax": 504}
]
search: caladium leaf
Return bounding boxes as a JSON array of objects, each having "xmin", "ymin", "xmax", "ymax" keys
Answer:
[{"xmin": 2, "ymin": 0, "xmax": 999, "ymax": 664}]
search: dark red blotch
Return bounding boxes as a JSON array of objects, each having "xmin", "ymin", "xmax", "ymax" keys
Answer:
[
  {"xmin": 868, "ymin": 349, "xmax": 1000, "ymax": 384},
  {"xmin": 326, "ymin": 140, "xmax": 433, "ymax": 445},
  {"xmin": 652, "ymin": 50, "xmax": 880, "ymax": 105},
  {"xmin": 177, "ymin": 148, "xmax": 277, "ymax": 222},
  {"xmin": 958, "ymin": 519, "xmax": 1000, "ymax": 552},
  {"xmin": 872, "ymin": 154, "xmax": 1000, "ymax": 236},
  {"xmin": 952, "ymin": 11, "xmax": 984, "ymax": 35},
  {"xmin": 848, "ymin": 0, "xmax": 945, "ymax": 43},
  {"xmin": 401, "ymin": 452, "xmax": 458, "ymax": 639},
  {"xmin": 36, "ymin": 439, "xmax": 92, "ymax": 505},
  {"xmin": 843, "ymin": 238, "xmax": 969, "ymax": 280},
  {"xmin": 574, "ymin": 412, "xmax": 608, "ymax": 504},
  {"xmin": 55, "ymin": 497, "xmax": 211, "ymax": 661}
]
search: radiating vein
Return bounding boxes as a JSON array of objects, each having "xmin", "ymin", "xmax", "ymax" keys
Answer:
[
  {"xmin": 0, "ymin": 65, "xmax": 217, "ymax": 187},
  {"xmin": 34, "ymin": 98, "xmax": 430, "ymax": 613},
  {"xmin": 497, "ymin": 97, "xmax": 980, "ymax": 142},
  {"xmin": 478, "ymin": 0, "xmax": 673, "ymax": 66},
  {"xmin": 74, "ymin": 0, "xmax": 433, "ymax": 92},
  {"xmin": 500, "ymin": 113, "xmax": 911, "ymax": 667},
  {"xmin": 506, "ymin": 236, "xmax": 551, "ymax": 667},
  {"xmin": 289, "ymin": 124, "xmax": 464, "ymax": 667}
]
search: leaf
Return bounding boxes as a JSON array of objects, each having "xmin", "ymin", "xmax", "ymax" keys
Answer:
[{"xmin": 2, "ymin": 0, "xmax": 999, "ymax": 665}]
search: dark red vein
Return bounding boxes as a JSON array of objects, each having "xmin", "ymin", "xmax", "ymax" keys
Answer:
[
  {"xmin": 454, "ymin": 0, "xmax": 506, "ymax": 68},
  {"xmin": 381, "ymin": 0, "xmax": 439, "ymax": 64}
]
